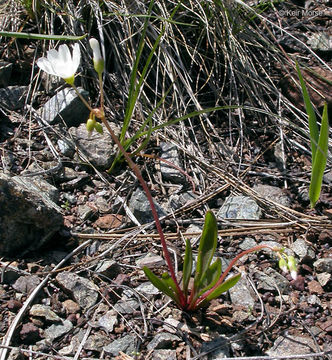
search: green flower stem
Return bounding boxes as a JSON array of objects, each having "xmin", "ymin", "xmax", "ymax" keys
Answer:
[
  {"xmin": 190, "ymin": 244, "xmax": 280, "ymax": 310},
  {"xmin": 71, "ymin": 84, "xmax": 94, "ymax": 113},
  {"xmin": 0, "ymin": 31, "xmax": 86, "ymax": 41}
]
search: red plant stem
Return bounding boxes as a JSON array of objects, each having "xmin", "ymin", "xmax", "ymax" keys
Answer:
[
  {"xmin": 190, "ymin": 244, "xmax": 279, "ymax": 310},
  {"xmin": 99, "ymin": 116, "xmax": 187, "ymax": 307}
]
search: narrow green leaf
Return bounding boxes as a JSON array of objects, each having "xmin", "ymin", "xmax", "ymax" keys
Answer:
[
  {"xmin": 183, "ymin": 239, "xmax": 193, "ymax": 296},
  {"xmin": 194, "ymin": 210, "xmax": 218, "ymax": 288},
  {"xmin": 198, "ymin": 273, "xmax": 241, "ymax": 308},
  {"xmin": 296, "ymin": 62, "xmax": 319, "ymax": 159},
  {"xmin": 143, "ymin": 267, "xmax": 179, "ymax": 304},
  {"xmin": 0, "ymin": 31, "xmax": 86, "ymax": 41},
  {"xmin": 309, "ymin": 103, "xmax": 329, "ymax": 207},
  {"xmin": 197, "ymin": 258, "xmax": 222, "ymax": 297}
]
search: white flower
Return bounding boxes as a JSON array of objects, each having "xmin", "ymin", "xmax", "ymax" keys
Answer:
[
  {"xmin": 89, "ymin": 38, "xmax": 104, "ymax": 75},
  {"xmin": 37, "ymin": 43, "xmax": 80, "ymax": 85},
  {"xmin": 290, "ymin": 270, "xmax": 297, "ymax": 281}
]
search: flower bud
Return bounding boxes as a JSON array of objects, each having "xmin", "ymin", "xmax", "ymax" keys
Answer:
[
  {"xmin": 94, "ymin": 122, "xmax": 103, "ymax": 134},
  {"xmin": 86, "ymin": 118, "xmax": 96, "ymax": 132},
  {"xmin": 278, "ymin": 257, "xmax": 288, "ymax": 273},
  {"xmin": 89, "ymin": 38, "xmax": 104, "ymax": 75},
  {"xmin": 287, "ymin": 256, "xmax": 297, "ymax": 280}
]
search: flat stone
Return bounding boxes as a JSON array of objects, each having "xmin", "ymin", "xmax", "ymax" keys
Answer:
[
  {"xmin": 256, "ymin": 268, "xmax": 290, "ymax": 293},
  {"xmin": 12, "ymin": 275, "xmax": 41, "ymax": 295},
  {"xmin": 95, "ymin": 260, "xmax": 121, "ymax": 279},
  {"xmin": 152, "ymin": 349, "xmax": 177, "ymax": 360},
  {"xmin": 62, "ymin": 299, "xmax": 80, "ymax": 314},
  {"xmin": 313, "ymin": 258, "xmax": 332, "ymax": 273},
  {"xmin": 94, "ymin": 214, "xmax": 123, "ymax": 229},
  {"xmin": 98, "ymin": 311, "xmax": 118, "ymax": 332},
  {"xmin": 217, "ymin": 195, "xmax": 261, "ymax": 220},
  {"xmin": 0, "ymin": 173, "xmax": 63, "ymax": 255},
  {"xmin": 136, "ymin": 253, "xmax": 165, "ymax": 268},
  {"xmin": 147, "ymin": 332, "xmax": 181, "ymax": 351},
  {"xmin": 160, "ymin": 142, "xmax": 185, "ymax": 183},
  {"xmin": 77, "ymin": 204, "xmax": 94, "ymax": 221},
  {"xmin": 56, "ymin": 272, "xmax": 99, "ymax": 309},
  {"xmin": 307, "ymin": 280, "xmax": 324, "ymax": 295},
  {"xmin": 39, "ymin": 87, "xmax": 90, "ymax": 126},
  {"xmin": 69, "ymin": 123, "xmax": 119, "ymax": 169},
  {"xmin": 128, "ymin": 187, "xmax": 166, "ymax": 224},
  {"xmin": 168, "ymin": 191, "xmax": 196, "ymax": 211},
  {"xmin": 29, "ymin": 304, "xmax": 62, "ymax": 322},
  {"xmin": 239, "ymin": 237, "xmax": 257, "ymax": 251},
  {"xmin": 228, "ymin": 276, "xmax": 255, "ymax": 308},
  {"xmin": 19, "ymin": 322, "xmax": 41, "ymax": 344},
  {"xmin": 252, "ymin": 184, "xmax": 291, "ymax": 207},
  {"xmin": 44, "ymin": 320, "xmax": 73, "ymax": 342},
  {"xmin": 103, "ymin": 334, "xmax": 136, "ymax": 356},
  {"xmin": 267, "ymin": 334, "xmax": 316, "ymax": 360},
  {"xmin": 316, "ymin": 272, "xmax": 331, "ymax": 287},
  {"xmin": 114, "ymin": 299, "xmax": 140, "ymax": 314},
  {"xmin": 135, "ymin": 282, "xmax": 161, "ymax": 297},
  {"xmin": 291, "ymin": 238, "xmax": 315, "ymax": 260},
  {"xmin": 84, "ymin": 333, "xmax": 110, "ymax": 352}
]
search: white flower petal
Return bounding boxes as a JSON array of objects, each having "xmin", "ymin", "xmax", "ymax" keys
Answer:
[
  {"xmin": 36, "ymin": 57, "xmax": 57, "ymax": 76},
  {"xmin": 58, "ymin": 44, "xmax": 71, "ymax": 64},
  {"xmin": 72, "ymin": 43, "xmax": 81, "ymax": 71},
  {"xmin": 89, "ymin": 38, "xmax": 102, "ymax": 62}
]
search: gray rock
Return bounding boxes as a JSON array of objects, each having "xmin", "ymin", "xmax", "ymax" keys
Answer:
[
  {"xmin": 0, "ymin": 86, "xmax": 28, "ymax": 110},
  {"xmin": 128, "ymin": 187, "xmax": 166, "ymax": 224},
  {"xmin": 114, "ymin": 299, "xmax": 140, "ymax": 314},
  {"xmin": 239, "ymin": 237, "xmax": 257, "ymax": 251},
  {"xmin": 29, "ymin": 304, "xmax": 62, "ymax": 322},
  {"xmin": 307, "ymin": 32, "xmax": 331, "ymax": 52},
  {"xmin": 217, "ymin": 195, "xmax": 261, "ymax": 220},
  {"xmin": 12, "ymin": 275, "xmax": 41, "ymax": 295},
  {"xmin": 136, "ymin": 253, "xmax": 165, "ymax": 268},
  {"xmin": 160, "ymin": 142, "xmax": 185, "ymax": 183},
  {"xmin": 0, "ymin": 173, "xmax": 63, "ymax": 255},
  {"xmin": 316, "ymin": 272, "xmax": 331, "ymax": 287},
  {"xmin": 152, "ymin": 349, "xmax": 177, "ymax": 360},
  {"xmin": 98, "ymin": 311, "xmax": 118, "ymax": 332},
  {"xmin": 103, "ymin": 334, "xmax": 136, "ymax": 356},
  {"xmin": 44, "ymin": 320, "xmax": 73, "ymax": 342},
  {"xmin": 256, "ymin": 268, "xmax": 290, "ymax": 293},
  {"xmin": 57, "ymin": 138, "xmax": 75, "ymax": 157},
  {"xmin": 313, "ymin": 258, "xmax": 332, "ymax": 273},
  {"xmin": 69, "ymin": 123, "xmax": 119, "ymax": 169},
  {"xmin": 147, "ymin": 332, "xmax": 181, "ymax": 351},
  {"xmin": 0, "ymin": 61, "xmax": 13, "ymax": 87},
  {"xmin": 267, "ymin": 334, "xmax": 316, "ymax": 360},
  {"xmin": 228, "ymin": 276, "xmax": 255, "ymax": 308},
  {"xmin": 291, "ymin": 238, "xmax": 315, "ymax": 260},
  {"xmin": 168, "ymin": 191, "xmax": 196, "ymax": 211},
  {"xmin": 95, "ymin": 260, "xmax": 121, "ymax": 279},
  {"xmin": 135, "ymin": 282, "xmax": 161, "ymax": 297},
  {"xmin": 56, "ymin": 272, "xmax": 98, "ymax": 309},
  {"xmin": 252, "ymin": 184, "xmax": 291, "ymax": 207},
  {"xmin": 201, "ymin": 336, "xmax": 230, "ymax": 359},
  {"xmin": 84, "ymin": 334, "xmax": 110, "ymax": 351},
  {"xmin": 39, "ymin": 87, "xmax": 90, "ymax": 126},
  {"xmin": 77, "ymin": 204, "xmax": 94, "ymax": 221},
  {"xmin": 307, "ymin": 294, "xmax": 322, "ymax": 306}
]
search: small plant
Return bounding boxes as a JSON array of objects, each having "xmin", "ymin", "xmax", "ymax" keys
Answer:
[
  {"xmin": 144, "ymin": 210, "xmax": 297, "ymax": 311},
  {"xmin": 296, "ymin": 62, "xmax": 329, "ymax": 208}
]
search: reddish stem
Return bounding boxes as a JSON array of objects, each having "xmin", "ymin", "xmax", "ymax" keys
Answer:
[
  {"xmin": 190, "ymin": 244, "xmax": 279, "ymax": 310},
  {"xmin": 99, "ymin": 116, "xmax": 186, "ymax": 307}
]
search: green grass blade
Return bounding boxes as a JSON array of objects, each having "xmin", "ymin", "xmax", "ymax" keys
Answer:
[
  {"xmin": 309, "ymin": 103, "xmax": 329, "ymax": 207},
  {"xmin": 183, "ymin": 239, "xmax": 193, "ymax": 296},
  {"xmin": 296, "ymin": 62, "xmax": 319, "ymax": 159},
  {"xmin": 0, "ymin": 31, "xmax": 86, "ymax": 41},
  {"xmin": 194, "ymin": 211, "xmax": 218, "ymax": 289}
]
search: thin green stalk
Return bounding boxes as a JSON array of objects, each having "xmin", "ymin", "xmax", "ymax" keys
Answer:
[{"xmin": 0, "ymin": 31, "xmax": 86, "ymax": 41}]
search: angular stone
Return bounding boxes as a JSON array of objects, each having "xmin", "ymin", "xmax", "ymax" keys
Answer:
[
  {"xmin": 69, "ymin": 123, "xmax": 119, "ymax": 169},
  {"xmin": 313, "ymin": 258, "xmax": 332, "ymax": 273},
  {"xmin": 56, "ymin": 272, "xmax": 98, "ymax": 309},
  {"xmin": 201, "ymin": 336, "xmax": 230, "ymax": 359},
  {"xmin": 29, "ymin": 304, "xmax": 62, "ymax": 322},
  {"xmin": 128, "ymin": 187, "xmax": 166, "ymax": 224},
  {"xmin": 95, "ymin": 260, "xmax": 121, "ymax": 279},
  {"xmin": 114, "ymin": 299, "xmax": 140, "ymax": 314},
  {"xmin": 256, "ymin": 268, "xmax": 290, "ymax": 293},
  {"xmin": 19, "ymin": 322, "xmax": 41, "ymax": 344},
  {"xmin": 147, "ymin": 332, "xmax": 181, "ymax": 351},
  {"xmin": 39, "ymin": 87, "xmax": 90, "ymax": 126},
  {"xmin": 316, "ymin": 272, "xmax": 331, "ymax": 287},
  {"xmin": 0, "ymin": 173, "xmax": 63, "ymax": 255},
  {"xmin": 44, "ymin": 320, "xmax": 73, "ymax": 342},
  {"xmin": 12, "ymin": 275, "xmax": 41, "ymax": 295},
  {"xmin": 103, "ymin": 334, "xmax": 136, "ymax": 356},
  {"xmin": 152, "ymin": 349, "xmax": 177, "ymax": 360},
  {"xmin": 217, "ymin": 195, "xmax": 261, "ymax": 220},
  {"xmin": 84, "ymin": 334, "xmax": 110, "ymax": 351},
  {"xmin": 160, "ymin": 142, "xmax": 185, "ymax": 183},
  {"xmin": 98, "ymin": 311, "xmax": 118, "ymax": 332},
  {"xmin": 291, "ymin": 238, "xmax": 315, "ymax": 260},
  {"xmin": 136, "ymin": 253, "xmax": 165, "ymax": 268},
  {"xmin": 228, "ymin": 276, "xmax": 255, "ymax": 308},
  {"xmin": 135, "ymin": 282, "xmax": 160, "ymax": 297}
]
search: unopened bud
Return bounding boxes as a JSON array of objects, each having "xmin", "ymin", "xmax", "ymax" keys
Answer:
[
  {"xmin": 94, "ymin": 122, "xmax": 103, "ymax": 134},
  {"xmin": 86, "ymin": 118, "xmax": 96, "ymax": 132},
  {"xmin": 278, "ymin": 257, "xmax": 288, "ymax": 273},
  {"xmin": 89, "ymin": 38, "xmax": 104, "ymax": 75},
  {"xmin": 287, "ymin": 256, "xmax": 297, "ymax": 280}
]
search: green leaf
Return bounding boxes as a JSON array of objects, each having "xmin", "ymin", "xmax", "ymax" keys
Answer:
[
  {"xmin": 296, "ymin": 62, "xmax": 319, "ymax": 159},
  {"xmin": 143, "ymin": 267, "xmax": 179, "ymax": 304},
  {"xmin": 182, "ymin": 239, "xmax": 193, "ymax": 296},
  {"xmin": 198, "ymin": 273, "xmax": 241, "ymax": 308},
  {"xmin": 194, "ymin": 210, "xmax": 218, "ymax": 289},
  {"xmin": 197, "ymin": 258, "xmax": 222, "ymax": 297},
  {"xmin": 0, "ymin": 31, "xmax": 86, "ymax": 41},
  {"xmin": 309, "ymin": 103, "xmax": 329, "ymax": 207}
]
